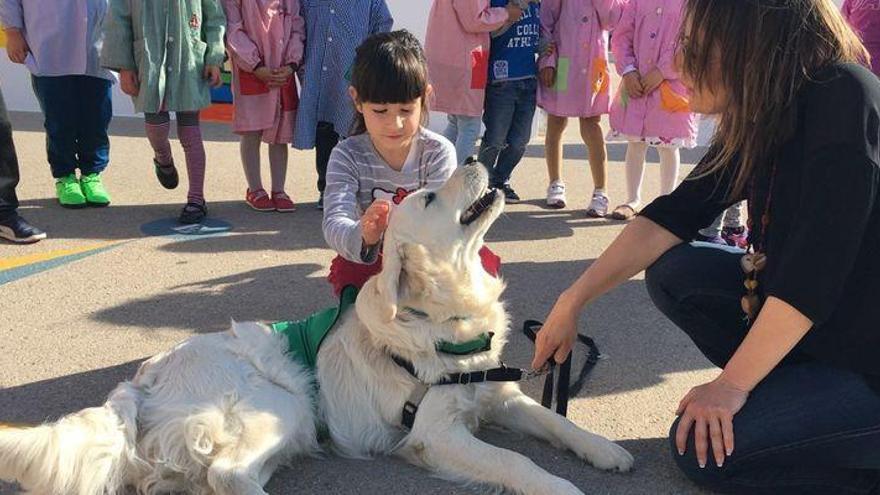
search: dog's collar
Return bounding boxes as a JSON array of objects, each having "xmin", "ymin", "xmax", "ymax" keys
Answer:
[{"xmin": 399, "ymin": 307, "xmax": 494, "ymax": 356}]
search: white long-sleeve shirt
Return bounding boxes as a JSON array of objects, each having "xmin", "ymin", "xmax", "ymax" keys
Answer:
[{"xmin": 322, "ymin": 127, "xmax": 456, "ymax": 264}]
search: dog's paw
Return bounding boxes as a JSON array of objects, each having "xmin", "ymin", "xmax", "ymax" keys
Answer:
[{"xmin": 575, "ymin": 435, "xmax": 634, "ymax": 472}]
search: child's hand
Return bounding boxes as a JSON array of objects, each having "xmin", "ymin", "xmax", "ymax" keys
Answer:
[
  {"xmin": 640, "ymin": 68, "xmax": 664, "ymax": 95},
  {"xmin": 540, "ymin": 67, "xmax": 556, "ymax": 88},
  {"xmin": 361, "ymin": 200, "xmax": 392, "ymax": 248},
  {"xmin": 268, "ymin": 66, "xmax": 294, "ymax": 87},
  {"xmin": 204, "ymin": 65, "xmax": 223, "ymax": 88},
  {"xmin": 623, "ymin": 72, "xmax": 644, "ymax": 99},
  {"xmin": 254, "ymin": 65, "xmax": 274, "ymax": 83},
  {"xmin": 4, "ymin": 29, "xmax": 29, "ymax": 64},
  {"xmin": 505, "ymin": 3, "xmax": 523, "ymax": 22},
  {"xmin": 119, "ymin": 69, "xmax": 140, "ymax": 97}
]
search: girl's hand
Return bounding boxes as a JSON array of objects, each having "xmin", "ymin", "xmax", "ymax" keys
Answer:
[
  {"xmin": 268, "ymin": 66, "xmax": 293, "ymax": 87},
  {"xmin": 4, "ymin": 29, "xmax": 29, "ymax": 64},
  {"xmin": 204, "ymin": 65, "xmax": 223, "ymax": 88},
  {"xmin": 623, "ymin": 72, "xmax": 644, "ymax": 99},
  {"xmin": 361, "ymin": 199, "xmax": 392, "ymax": 247},
  {"xmin": 531, "ymin": 292, "xmax": 581, "ymax": 369},
  {"xmin": 540, "ymin": 66, "xmax": 556, "ymax": 88},
  {"xmin": 675, "ymin": 376, "xmax": 749, "ymax": 469},
  {"xmin": 254, "ymin": 65, "xmax": 274, "ymax": 83},
  {"xmin": 640, "ymin": 68, "xmax": 664, "ymax": 95},
  {"xmin": 119, "ymin": 69, "xmax": 140, "ymax": 97}
]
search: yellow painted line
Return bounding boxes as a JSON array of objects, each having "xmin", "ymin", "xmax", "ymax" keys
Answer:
[{"xmin": 0, "ymin": 242, "xmax": 119, "ymax": 271}]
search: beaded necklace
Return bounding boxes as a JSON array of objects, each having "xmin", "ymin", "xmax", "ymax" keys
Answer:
[{"xmin": 741, "ymin": 162, "xmax": 778, "ymax": 323}]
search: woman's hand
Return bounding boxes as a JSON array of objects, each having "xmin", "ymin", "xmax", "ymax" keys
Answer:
[
  {"xmin": 623, "ymin": 72, "xmax": 644, "ymax": 99},
  {"xmin": 204, "ymin": 65, "xmax": 223, "ymax": 88},
  {"xmin": 675, "ymin": 375, "xmax": 749, "ymax": 468},
  {"xmin": 640, "ymin": 68, "xmax": 664, "ymax": 95},
  {"xmin": 531, "ymin": 291, "xmax": 581, "ymax": 369},
  {"xmin": 119, "ymin": 69, "xmax": 140, "ymax": 97},
  {"xmin": 4, "ymin": 29, "xmax": 29, "ymax": 64},
  {"xmin": 540, "ymin": 66, "xmax": 556, "ymax": 88},
  {"xmin": 361, "ymin": 199, "xmax": 392, "ymax": 248}
]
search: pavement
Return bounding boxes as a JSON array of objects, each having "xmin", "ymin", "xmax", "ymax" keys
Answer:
[{"xmin": 0, "ymin": 110, "xmax": 715, "ymax": 495}]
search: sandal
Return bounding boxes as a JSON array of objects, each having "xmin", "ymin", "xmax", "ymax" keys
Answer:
[
  {"xmin": 609, "ymin": 204, "xmax": 638, "ymax": 221},
  {"xmin": 154, "ymin": 159, "xmax": 179, "ymax": 190},
  {"xmin": 178, "ymin": 201, "xmax": 207, "ymax": 224}
]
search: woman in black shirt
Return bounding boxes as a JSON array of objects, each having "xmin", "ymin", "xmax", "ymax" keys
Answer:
[{"xmin": 532, "ymin": 0, "xmax": 880, "ymax": 493}]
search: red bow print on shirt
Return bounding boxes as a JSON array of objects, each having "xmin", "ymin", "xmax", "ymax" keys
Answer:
[
  {"xmin": 372, "ymin": 187, "xmax": 413, "ymax": 206},
  {"xmin": 392, "ymin": 188, "xmax": 410, "ymax": 205}
]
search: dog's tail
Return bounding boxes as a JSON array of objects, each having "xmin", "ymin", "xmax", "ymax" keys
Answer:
[{"xmin": 0, "ymin": 382, "xmax": 146, "ymax": 495}]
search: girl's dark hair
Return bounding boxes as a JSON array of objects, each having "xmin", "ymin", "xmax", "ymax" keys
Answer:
[
  {"xmin": 349, "ymin": 30, "xmax": 430, "ymax": 135},
  {"xmin": 682, "ymin": 0, "xmax": 869, "ymax": 199}
]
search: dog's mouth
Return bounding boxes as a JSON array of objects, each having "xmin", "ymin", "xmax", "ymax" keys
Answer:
[{"xmin": 460, "ymin": 188, "xmax": 498, "ymax": 226}]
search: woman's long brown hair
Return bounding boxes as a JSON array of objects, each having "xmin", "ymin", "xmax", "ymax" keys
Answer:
[{"xmin": 681, "ymin": 0, "xmax": 869, "ymax": 199}]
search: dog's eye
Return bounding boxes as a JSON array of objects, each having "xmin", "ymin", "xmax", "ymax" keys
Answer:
[{"xmin": 424, "ymin": 192, "xmax": 436, "ymax": 207}]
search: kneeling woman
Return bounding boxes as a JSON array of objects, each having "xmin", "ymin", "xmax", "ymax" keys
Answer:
[{"xmin": 532, "ymin": 0, "xmax": 880, "ymax": 493}]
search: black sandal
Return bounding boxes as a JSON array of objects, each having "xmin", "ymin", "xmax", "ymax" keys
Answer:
[
  {"xmin": 178, "ymin": 201, "xmax": 207, "ymax": 224},
  {"xmin": 154, "ymin": 159, "xmax": 179, "ymax": 190}
]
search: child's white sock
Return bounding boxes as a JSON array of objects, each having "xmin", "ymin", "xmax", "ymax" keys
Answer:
[
  {"xmin": 624, "ymin": 141, "xmax": 649, "ymax": 207},
  {"xmin": 658, "ymin": 147, "xmax": 681, "ymax": 195}
]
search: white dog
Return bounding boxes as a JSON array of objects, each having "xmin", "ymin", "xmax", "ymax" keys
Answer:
[{"xmin": 0, "ymin": 163, "xmax": 633, "ymax": 495}]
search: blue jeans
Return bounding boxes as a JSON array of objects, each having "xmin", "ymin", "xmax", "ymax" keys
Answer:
[
  {"xmin": 31, "ymin": 75, "xmax": 112, "ymax": 178},
  {"xmin": 442, "ymin": 114, "xmax": 482, "ymax": 166},
  {"xmin": 477, "ymin": 78, "xmax": 537, "ymax": 186},
  {"xmin": 0, "ymin": 87, "xmax": 18, "ymax": 221},
  {"xmin": 646, "ymin": 243, "xmax": 880, "ymax": 494}
]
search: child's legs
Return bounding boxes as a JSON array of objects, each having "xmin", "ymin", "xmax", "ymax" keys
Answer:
[
  {"xmin": 144, "ymin": 112, "xmax": 173, "ymax": 165},
  {"xmin": 0, "ymin": 89, "xmax": 20, "ymax": 220},
  {"xmin": 441, "ymin": 113, "xmax": 459, "ymax": 144},
  {"xmin": 544, "ymin": 114, "xmax": 568, "ymax": 183},
  {"xmin": 623, "ymin": 141, "xmax": 649, "ymax": 207},
  {"xmin": 31, "ymin": 75, "xmax": 78, "ymax": 178},
  {"xmin": 579, "ymin": 116, "xmax": 607, "ymax": 190},
  {"xmin": 657, "ymin": 146, "xmax": 680, "ymax": 195},
  {"xmin": 477, "ymin": 82, "xmax": 518, "ymax": 181},
  {"xmin": 452, "ymin": 115, "xmax": 482, "ymax": 166},
  {"xmin": 240, "ymin": 132, "xmax": 263, "ymax": 191},
  {"xmin": 73, "ymin": 76, "xmax": 113, "ymax": 176},
  {"xmin": 315, "ymin": 122, "xmax": 339, "ymax": 194},
  {"xmin": 723, "ymin": 201, "xmax": 745, "ymax": 228},
  {"xmin": 492, "ymin": 79, "xmax": 537, "ymax": 186},
  {"xmin": 268, "ymin": 143, "xmax": 288, "ymax": 192},
  {"xmin": 176, "ymin": 111, "xmax": 206, "ymax": 203}
]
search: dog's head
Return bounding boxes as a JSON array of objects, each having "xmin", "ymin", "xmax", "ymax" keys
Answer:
[{"xmin": 365, "ymin": 162, "xmax": 505, "ymax": 327}]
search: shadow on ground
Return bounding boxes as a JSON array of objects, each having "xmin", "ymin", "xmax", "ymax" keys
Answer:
[
  {"xmin": 11, "ymin": 112, "xmax": 239, "ymax": 143},
  {"xmin": 524, "ymin": 142, "xmax": 709, "ymax": 165}
]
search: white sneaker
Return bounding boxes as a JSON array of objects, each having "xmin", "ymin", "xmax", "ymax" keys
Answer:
[
  {"xmin": 586, "ymin": 192, "xmax": 609, "ymax": 218},
  {"xmin": 546, "ymin": 181, "xmax": 566, "ymax": 209}
]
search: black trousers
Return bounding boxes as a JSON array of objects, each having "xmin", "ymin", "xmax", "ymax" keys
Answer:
[
  {"xmin": 0, "ymin": 87, "xmax": 20, "ymax": 221},
  {"xmin": 315, "ymin": 121, "xmax": 339, "ymax": 193}
]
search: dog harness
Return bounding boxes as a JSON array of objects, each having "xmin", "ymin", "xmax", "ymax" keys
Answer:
[{"xmin": 269, "ymin": 288, "xmax": 599, "ymax": 431}]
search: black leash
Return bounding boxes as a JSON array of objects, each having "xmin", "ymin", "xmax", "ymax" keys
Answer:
[
  {"xmin": 392, "ymin": 320, "xmax": 601, "ymax": 429},
  {"xmin": 522, "ymin": 320, "xmax": 600, "ymax": 417}
]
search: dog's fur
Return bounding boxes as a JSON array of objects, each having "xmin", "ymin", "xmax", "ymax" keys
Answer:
[{"xmin": 0, "ymin": 163, "xmax": 633, "ymax": 495}]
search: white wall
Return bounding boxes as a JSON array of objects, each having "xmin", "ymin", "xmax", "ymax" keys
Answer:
[{"xmin": 0, "ymin": 1, "xmax": 429, "ymax": 115}]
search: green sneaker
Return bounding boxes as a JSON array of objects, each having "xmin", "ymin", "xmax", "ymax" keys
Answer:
[
  {"xmin": 80, "ymin": 173, "xmax": 111, "ymax": 207},
  {"xmin": 55, "ymin": 174, "xmax": 86, "ymax": 208}
]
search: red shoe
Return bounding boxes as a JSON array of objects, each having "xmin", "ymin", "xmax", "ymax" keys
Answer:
[
  {"xmin": 246, "ymin": 189, "xmax": 274, "ymax": 211},
  {"xmin": 272, "ymin": 191, "xmax": 296, "ymax": 212}
]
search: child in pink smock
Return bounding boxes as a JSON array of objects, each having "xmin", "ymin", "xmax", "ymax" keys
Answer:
[
  {"xmin": 225, "ymin": 0, "xmax": 305, "ymax": 212},
  {"xmin": 843, "ymin": 0, "xmax": 880, "ymax": 76},
  {"xmin": 538, "ymin": 0, "xmax": 620, "ymax": 214},
  {"xmin": 607, "ymin": 0, "xmax": 696, "ymax": 221},
  {"xmin": 425, "ymin": 0, "xmax": 522, "ymax": 165}
]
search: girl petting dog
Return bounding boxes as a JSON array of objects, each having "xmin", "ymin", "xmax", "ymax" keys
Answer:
[{"xmin": 323, "ymin": 30, "xmax": 500, "ymax": 296}]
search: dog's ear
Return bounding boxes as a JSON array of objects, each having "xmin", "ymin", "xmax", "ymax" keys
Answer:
[{"xmin": 377, "ymin": 233, "xmax": 403, "ymax": 322}]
